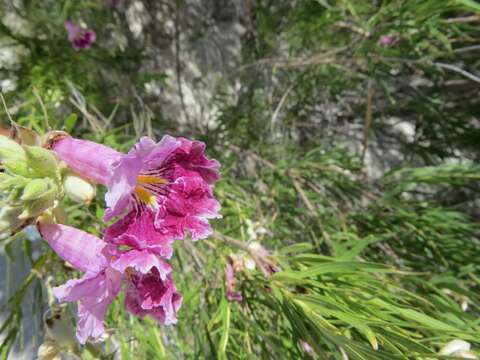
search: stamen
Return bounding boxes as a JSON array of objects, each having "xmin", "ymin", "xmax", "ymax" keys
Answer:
[
  {"xmin": 137, "ymin": 175, "xmax": 167, "ymax": 185},
  {"xmin": 135, "ymin": 186, "xmax": 157, "ymax": 207}
]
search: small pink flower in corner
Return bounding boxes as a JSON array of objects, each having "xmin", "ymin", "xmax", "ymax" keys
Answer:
[
  {"xmin": 378, "ymin": 35, "xmax": 396, "ymax": 47},
  {"xmin": 65, "ymin": 21, "xmax": 96, "ymax": 50},
  {"xmin": 225, "ymin": 261, "xmax": 242, "ymax": 302},
  {"xmin": 302, "ymin": 341, "xmax": 315, "ymax": 357}
]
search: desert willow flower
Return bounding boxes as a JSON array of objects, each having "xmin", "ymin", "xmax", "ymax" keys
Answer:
[
  {"xmin": 65, "ymin": 21, "xmax": 96, "ymax": 50},
  {"xmin": 38, "ymin": 222, "xmax": 181, "ymax": 344},
  {"xmin": 50, "ymin": 134, "xmax": 221, "ymax": 259}
]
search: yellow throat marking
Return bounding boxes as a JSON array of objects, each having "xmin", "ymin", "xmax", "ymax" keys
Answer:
[{"xmin": 134, "ymin": 175, "xmax": 167, "ymax": 206}]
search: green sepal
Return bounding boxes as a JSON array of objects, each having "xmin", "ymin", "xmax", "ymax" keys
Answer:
[
  {"xmin": 19, "ymin": 185, "xmax": 57, "ymax": 219},
  {"xmin": 24, "ymin": 146, "xmax": 59, "ymax": 178},
  {"xmin": 21, "ymin": 178, "xmax": 54, "ymax": 201},
  {"xmin": 3, "ymin": 158, "xmax": 32, "ymax": 177},
  {"xmin": 0, "ymin": 173, "xmax": 28, "ymax": 191},
  {"xmin": 0, "ymin": 135, "xmax": 26, "ymax": 161}
]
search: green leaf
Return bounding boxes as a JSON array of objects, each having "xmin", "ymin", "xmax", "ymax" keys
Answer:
[
  {"xmin": 455, "ymin": 0, "xmax": 480, "ymax": 11},
  {"xmin": 64, "ymin": 113, "xmax": 78, "ymax": 132}
]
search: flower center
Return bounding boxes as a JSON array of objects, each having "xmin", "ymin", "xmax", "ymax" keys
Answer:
[{"xmin": 134, "ymin": 174, "xmax": 168, "ymax": 206}]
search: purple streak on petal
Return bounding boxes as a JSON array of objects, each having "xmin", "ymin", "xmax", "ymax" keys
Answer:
[
  {"xmin": 104, "ymin": 208, "xmax": 175, "ymax": 258},
  {"xmin": 53, "ymin": 137, "xmax": 122, "ymax": 185},
  {"xmin": 110, "ymin": 249, "xmax": 172, "ymax": 280},
  {"xmin": 104, "ymin": 137, "xmax": 156, "ymax": 221},
  {"xmin": 38, "ymin": 223, "xmax": 107, "ymax": 273}
]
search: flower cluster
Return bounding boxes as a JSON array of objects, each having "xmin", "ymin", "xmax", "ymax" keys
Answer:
[
  {"xmin": 0, "ymin": 134, "xmax": 63, "ymax": 235},
  {"xmin": 38, "ymin": 134, "xmax": 220, "ymax": 343}
]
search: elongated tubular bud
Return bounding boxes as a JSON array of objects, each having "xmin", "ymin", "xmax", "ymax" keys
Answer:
[{"xmin": 52, "ymin": 137, "xmax": 122, "ymax": 185}]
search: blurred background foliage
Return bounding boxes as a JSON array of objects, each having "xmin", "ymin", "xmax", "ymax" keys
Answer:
[{"xmin": 0, "ymin": 0, "xmax": 479, "ymax": 359}]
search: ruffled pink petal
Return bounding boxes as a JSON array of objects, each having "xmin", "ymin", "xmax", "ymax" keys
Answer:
[
  {"xmin": 110, "ymin": 249, "xmax": 172, "ymax": 280},
  {"xmin": 143, "ymin": 135, "xmax": 181, "ymax": 169},
  {"xmin": 53, "ymin": 137, "xmax": 122, "ymax": 185},
  {"xmin": 155, "ymin": 176, "xmax": 221, "ymax": 240},
  {"xmin": 184, "ymin": 216, "xmax": 213, "ymax": 241},
  {"xmin": 124, "ymin": 272, "xmax": 182, "ymax": 325},
  {"xmin": 104, "ymin": 208, "xmax": 175, "ymax": 258},
  {"xmin": 173, "ymin": 138, "xmax": 220, "ymax": 184},
  {"xmin": 168, "ymin": 176, "xmax": 221, "ymax": 218},
  {"xmin": 38, "ymin": 223, "xmax": 107, "ymax": 273}
]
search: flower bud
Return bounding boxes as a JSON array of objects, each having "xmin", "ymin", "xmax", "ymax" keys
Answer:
[
  {"xmin": 0, "ymin": 173, "xmax": 28, "ymax": 191},
  {"xmin": 21, "ymin": 178, "xmax": 53, "ymax": 201},
  {"xmin": 63, "ymin": 173, "xmax": 96, "ymax": 204},
  {"xmin": 0, "ymin": 135, "xmax": 26, "ymax": 161},
  {"xmin": 0, "ymin": 205, "xmax": 23, "ymax": 234},
  {"xmin": 19, "ymin": 185, "xmax": 57, "ymax": 219},
  {"xmin": 440, "ymin": 340, "xmax": 472, "ymax": 356},
  {"xmin": 24, "ymin": 145, "xmax": 59, "ymax": 178},
  {"xmin": 3, "ymin": 158, "xmax": 31, "ymax": 177}
]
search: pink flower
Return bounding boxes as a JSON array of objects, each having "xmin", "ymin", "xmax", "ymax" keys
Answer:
[
  {"xmin": 65, "ymin": 21, "xmax": 96, "ymax": 50},
  {"xmin": 52, "ymin": 135, "xmax": 221, "ymax": 256},
  {"xmin": 108, "ymin": 246, "xmax": 181, "ymax": 324},
  {"xmin": 38, "ymin": 222, "xmax": 120, "ymax": 343},
  {"xmin": 38, "ymin": 222, "xmax": 181, "ymax": 343},
  {"xmin": 124, "ymin": 269, "xmax": 182, "ymax": 324},
  {"xmin": 225, "ymin": 262, "xmax": 242, "ymax": 302},
  {"xmin": 378, "ymin": 35, "xmax": 395, "ymax": 47},
  {"xmin": 301, "ymin": 341, "xmax": 315, "ymax": 357}
]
